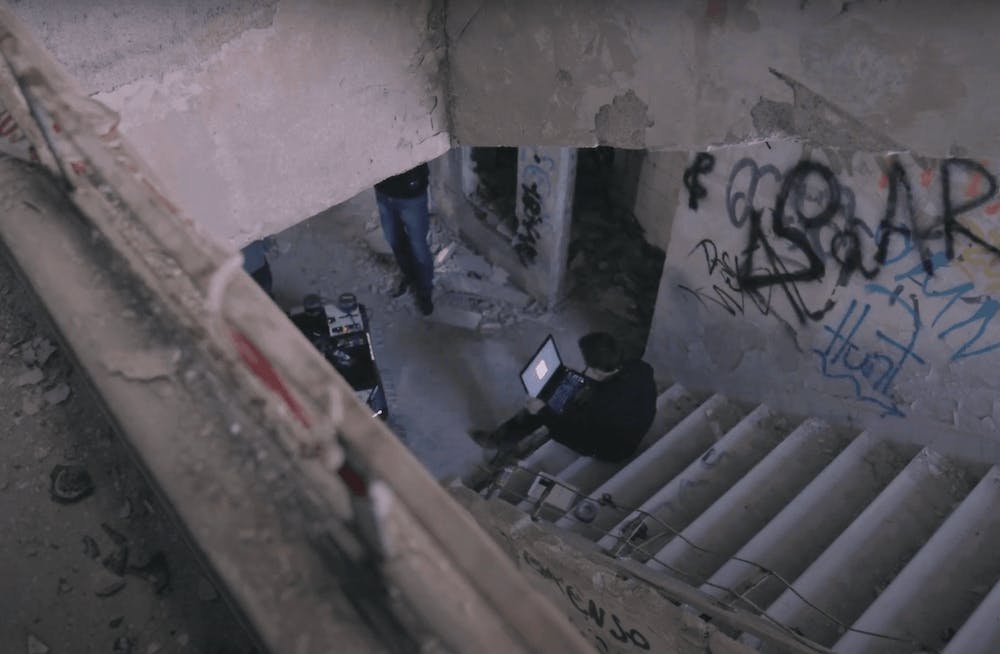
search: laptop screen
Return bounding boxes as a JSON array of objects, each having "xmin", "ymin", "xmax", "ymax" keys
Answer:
[{"xmin": 520, "ymin": 336, "xmax": 561, "ymax": 397}]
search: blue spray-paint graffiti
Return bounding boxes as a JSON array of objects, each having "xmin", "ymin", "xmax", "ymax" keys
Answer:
[
  {"xmin": 813, "ymin": 295, "xmax": 925, "ymax": 418},
  {"xmin": 683, "ymin": 153, "xmax": 1000, "ymax": 417},
  {"xmin": 513, "ymin": 152, "xmax": 555, "ymax": 266}
]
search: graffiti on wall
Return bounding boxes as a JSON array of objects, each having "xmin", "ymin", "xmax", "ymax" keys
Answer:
[
  {"xmin": 521, "ymin": 549, "xmax": 651, "ymax": 652},
  {"xmin": 682, "ymin": 152, "xmax": 715, "ymax": 210},
  {"xmin": 513, "ymin": 152, "xmax": 555, "ymax": 266},
  {"xmin": 675, "ymin": 150, "xmax": 1000, "ymax": 417}
]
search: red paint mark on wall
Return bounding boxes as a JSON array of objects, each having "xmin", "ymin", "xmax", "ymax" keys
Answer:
[
  {"xmin": 966, "ymin": 171, "xmax": 982, "ymax": 198},
  {"xmin": 706, "ymin": 0, "xmax": 725, "ymax": 20},
  {"xmin": 338, "ymin": 464, "xmax": 368, "ymax": 497},
  {"xmin": 986, "ymin": 200, "xmax": 1000, "ymax": 215},
  {"xmin": 920, "ymin": 169, "xmax": 934, "ymax": 188},
  {"xmin": 228, "ymin": 327, "xmax": 312, "ymax": 428},
  {"xmin": 878, "ymin": 174, "xmax": 888, "ymax": 190}
]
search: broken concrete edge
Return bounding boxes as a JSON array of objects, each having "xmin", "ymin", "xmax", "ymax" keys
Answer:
[
  {"xmin": 449, "ymin": 486, "xmax": 835, "ymax": 654},
  {"xmin": 0, "ymin": 11, "xmax": 593, "ymax": 653},
  {"xmin": 0, "ymin": 159, "xmax": 385, "ymax": 653}
]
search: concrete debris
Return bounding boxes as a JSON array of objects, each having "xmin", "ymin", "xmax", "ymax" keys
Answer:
[
  {"xmin": 21, "ymin": 394, "xmax": 44, "ymax": 416},
  {"xmin": 49, "ymin": 464, "xmax": 95, "ymax": 504},
  {"xmin": 433, "ymin": 241, "xmax": 457, "ymax": 268},
  {"xmin": 478, "ymin": 321, "xmax": 502, "ymax": 334},
  {"xmin": 452, "ymin": 252, "xmax": 493, "ymax": 278},
  {"xmin": 438, "ymin": 273, "xmax": 531, "ymax": 307},
  {"xmin": 102, "ymin": 348, "xmax": 179, "ymax": 381},
  {"xmin": 362, "ymin": 229, "xmax": 393, "ymax": 257},
  {"xmin": 25, "ymin": 337, "xmax": 56, "ymax": 367},
  {"xmin": 14, "ymin": 367, "xmax": 44, "ymax": 386},
  {"xmin": 128, "ymin": 551, "xmax": 170, "ymax": 594},
  {"xmin": 102, "ymin": 523, "xmax": 128, "ymax": 546},
  {"xmin": 44, "ymin": 383, "xmax": 71, "ymax": 406},
  {"xmin": 112, "ymin": 636, "xmax": 134, "ymax": 654},
  {"xmin": 19, "ymin": 337, "xmax": 56, "ymax": 367},
  {"xmin": 145, "ymin": 643, "xmax": 162, "ymax": 654},
  {"xmin": 426, "ymin": 305, "xmax": 482, "ymax": 330},
  {"xmin": 26, "ymin": 634, "xmax": 49, "ymax": 654},
  {"xmin": 488, "ymin": 266, "xmax": 510, "ymax": 286},
  {"xmin": 94, "ymin": 576, "xmax": 126, "ymax": 598},
  {"xmin": 82, "ymin": 535, "xmax": 101, "ymax": 559},
  {"xmin": 102, "ymin": 545, "xmax": 129, "ymax": 577}
]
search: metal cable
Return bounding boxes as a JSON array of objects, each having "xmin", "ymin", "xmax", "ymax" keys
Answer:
[{"xmin": 488, "ymin": 462, "xmax": 942, "ymax": 654}]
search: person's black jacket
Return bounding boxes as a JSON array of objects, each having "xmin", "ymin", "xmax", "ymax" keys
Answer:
[
  {"xmin": 543, "ymin": 360, "xmax": 657, "ymax": 462},
  {"xmin": 374, "ymin": 163, "xmax": 430, "ymax": 199}
]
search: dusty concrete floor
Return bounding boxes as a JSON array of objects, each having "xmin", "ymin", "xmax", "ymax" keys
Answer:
[
  {"xmin": 0, "ymin": 181, "xmax": 646, "ymax": 654},
  {"xmin": 269, "ymin": 188, "xmax": 642, "ymax": 480},
  {"xmin": 0, "ymin": 256, "xmax": 257, "ymax": 654}
]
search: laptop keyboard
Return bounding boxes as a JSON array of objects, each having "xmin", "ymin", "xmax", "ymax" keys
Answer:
[{"xmin": 547, "ymin": 373, "xmax": 585, "ymax": 413}]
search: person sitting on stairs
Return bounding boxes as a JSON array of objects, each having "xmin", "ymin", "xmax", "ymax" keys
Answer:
[{"xmin": 471, "ymin": 332, "xmax": 657, "ymax": 463}]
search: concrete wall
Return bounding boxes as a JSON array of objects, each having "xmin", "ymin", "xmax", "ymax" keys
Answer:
[
  {"xmin": 431, "ymin": 147, "xmax": 576, "ymax": 307},
  {"xmin": 610, "ymin": 149, "xmax": 688, "ymax": 253},
  {"xmin": 10, "ymin": 0, "xmax": 451, "ymax": 246},
  {"xmin": 447, "ymin": 0, "xmax": 1000, "ymax": 160},
  {"xmin": 646, "ymin": 140, "xmax": 1000, "ymax": 463}
]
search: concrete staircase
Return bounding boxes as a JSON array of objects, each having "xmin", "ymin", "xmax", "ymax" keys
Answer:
[{"xmin": 478, "ymin": 384, "xmax": 1000, "ymax": 653}]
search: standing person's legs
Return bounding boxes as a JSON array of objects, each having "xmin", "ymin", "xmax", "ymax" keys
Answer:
[
  {"xmin": 251, "ymin": 261, "xmax": 273, "ymax": 297},
  {"xmin": 396, "ymin": 193, "xmax": 434, "ymax": 307},
  {"xmin": 376, "ymin": 191, "xmax": 416, "ymax": 287}
]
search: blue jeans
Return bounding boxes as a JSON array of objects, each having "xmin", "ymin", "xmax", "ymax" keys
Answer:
[{"xmin": 376, "ymin": 190, "xmax": 433, "ymax": 301}]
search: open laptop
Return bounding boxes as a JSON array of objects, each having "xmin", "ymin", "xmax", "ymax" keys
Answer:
[{"xmin": 519, "ymin": 335, "xmax": 589, "ymax": 415}]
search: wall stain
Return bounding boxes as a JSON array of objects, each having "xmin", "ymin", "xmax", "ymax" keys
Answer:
[
  {"xmin": 594, "ymin": 89, "xmax": 653, "ymax": 148},
  {"xmin": 751, "ymin": 68, "xmax": 903, "ymax": 174}
]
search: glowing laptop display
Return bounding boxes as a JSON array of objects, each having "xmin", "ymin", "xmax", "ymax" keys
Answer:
[{"xmin": 521, "ymin": 336, "xmax": 560, "ymax": 398}]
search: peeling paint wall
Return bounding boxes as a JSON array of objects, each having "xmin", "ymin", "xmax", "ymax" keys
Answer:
[
  {"xmin": 10, "ymin": 0, "xmax": 451, "ymax": 246},
  {"xmin": 646, "ymin": 140, "xmax": 1000, "ymax": 464},
  {"xmin": 447, "ymin": 0, "xmax": 1000, "ymax": 160}
]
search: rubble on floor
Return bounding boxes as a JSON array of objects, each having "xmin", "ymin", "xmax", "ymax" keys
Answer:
[
  {"xmin": 0, "ymin": 257, "xmax": 257, "ymax": 653},
  {"xmin": 358, "ymin": 210, "xmax": 545, "ymax": 331}
]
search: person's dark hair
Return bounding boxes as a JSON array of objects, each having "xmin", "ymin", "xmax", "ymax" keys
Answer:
[{"xmin": 578, "ymin": 332, "xmax": 622, "ymax": 372}]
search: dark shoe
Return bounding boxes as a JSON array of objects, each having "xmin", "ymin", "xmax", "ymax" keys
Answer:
[
  {"xmin": 417, "ymin": 295, "xmax": 433, "ymax": 316},
  {"xmin": 390, "ymin": 277, "xmax": 410, "ymax": 298},
  {"xmin": 469, "ymin": 429, "xmax": 498, "ymax": 448}
]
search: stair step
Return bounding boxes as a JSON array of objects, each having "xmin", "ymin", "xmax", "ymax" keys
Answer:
[
  {"xmin": 702, "ymin": 435, "xmax": 911, "ymax": 610},
  {"xmin": 553, "ymin": 394, "xmax": 748, "ymax": 539},
  {"xmin": 598, "ymin": 405, "xmax": 793, "ymax": 559},
  {"xmin": 762, "ymin": 448, "xmax": 978, "ymax": 649},
  {"xmin": 835, "ymin": 465, "xmax": 999, "ymax": 654},
  {"xmin": 499, "ymin": 439, "xmax": 580, "ymax": 504},
  {"xmin": 554, "ymin": 384, "xmax": 709, "ymax": 497},
  {"xmin": 650, "ymin": 418, "xmax": 853, "ymax": 586},
  {"xmin": 943, "ymin": 562, "xmax": 1000, "ymax": 654}
]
